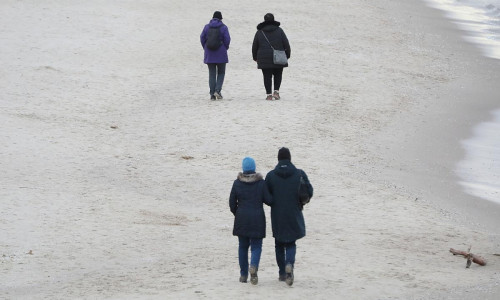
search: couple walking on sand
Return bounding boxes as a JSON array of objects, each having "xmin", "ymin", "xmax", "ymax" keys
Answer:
[
  {"xmin": 229, "ymin": 147, "xmax": 314, "ymax": 286},
  {"xmin": 200, "ymin": 11, "xmax": 291, "ymax": 101}
]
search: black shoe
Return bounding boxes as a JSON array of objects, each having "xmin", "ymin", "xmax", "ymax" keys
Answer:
[
  {"xmin": 210, "ymin": 95, "xmax": 216, "ymax": 100},
  {"xmin": 285, "ymin": 264, "xmax": 294, "ymax": 286},
  {"xmin": 278, "ymin": 274, "xmax": 286, "ymax": 282},
  {"xmin": 239, "ymin": 276, "xmax": 247, "ymax": 283},
  {"xmin": 249, "ymin": 265, "xmax": 258, "ymax": 285}
]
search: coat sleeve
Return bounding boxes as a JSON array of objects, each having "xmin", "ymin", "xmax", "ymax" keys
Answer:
[
  {"xmin": 200, "ymin": 25, "xmax": 207, "ymax": 48},
  {"xmin": 261, "ymin": 180, "xmax": 273, "ymax": 206},
  {"xmin": 252, "ymin": 32, "xmax": 259, "ymax": 61},
  {"xmin": 264, "ymin": 172, "xmax": 273, "ymax": 195},
  {"xmin": 229, "ymin": 181, "xmax": 238, "ymax": 215},
  {"xmin": 281, "ymin": 29, "xmax": 291, "ymax": 58},
  {"xmin": 222, "ymin": 25, "xmax": 231, "ymax": 49}
]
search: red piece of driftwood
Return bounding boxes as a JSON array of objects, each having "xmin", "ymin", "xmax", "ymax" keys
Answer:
[{"xmin": 450, "ymin": 248, "xmax": 486, "ymax": 267}]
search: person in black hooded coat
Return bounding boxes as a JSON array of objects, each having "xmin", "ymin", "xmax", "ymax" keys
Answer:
[
  {"xmin": 252, "ymin": 13, "xmax": 291, "ymax": 100},
  {"xmin": 229, "ymin": 157, "xmax": 272, "ymax": 284},
  {"xmin": 265, "ymin": 147, "xmax": 313, "ymax": 286}
]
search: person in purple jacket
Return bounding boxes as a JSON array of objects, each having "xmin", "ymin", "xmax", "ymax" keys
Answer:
[{"xmin": 200, "ymin": 11, "xmax": 231, "ymax": 100}]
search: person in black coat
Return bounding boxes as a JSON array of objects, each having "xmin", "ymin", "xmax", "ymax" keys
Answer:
[
  {"xmin": 265, "ymin": 147, "xmax": 313, "ymax": 286},
  {"xmin": 252, "ymin": 13, "xmax": 291, "ymax": 100},
  {"xmin": 229, "ymin": 157, "xmax": 272, "ymax": 284}
]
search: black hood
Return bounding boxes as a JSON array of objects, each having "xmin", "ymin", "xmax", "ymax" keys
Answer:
[
  {"xmin": 273, "ymin": 160, "xmax": 297, "ymax": 179},
  {"xmin": 257, "ymin": 20, "xmax": 281, "ymax": 31}
]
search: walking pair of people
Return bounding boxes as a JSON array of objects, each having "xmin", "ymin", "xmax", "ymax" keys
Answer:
[
  {"xmin": 229, "ymin": 147, "xmax": 313, "ymax": 286},
  {"xmin": 200, "ymin": 11, "xmax": 291, "ymax": 101}
]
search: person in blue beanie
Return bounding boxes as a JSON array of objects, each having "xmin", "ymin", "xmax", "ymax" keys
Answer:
[
  {"xmin": 265, "ymin": 147, "xmax": 313, "ymax": 286},
  {"xmin": 200, "ymin": 11, "xmax": 231, "ymax": 100},
  {"xmin": 229, "ymin": 157, "xmax": 272, "ymax": 284}
]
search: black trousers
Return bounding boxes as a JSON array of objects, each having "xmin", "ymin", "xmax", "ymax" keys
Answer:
[{"xmin": 261, "ymin": 68, "xmax": 283, "ymax": 94}]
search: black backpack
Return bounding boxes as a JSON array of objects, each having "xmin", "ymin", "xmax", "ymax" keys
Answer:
[
  {"xmin": 206, "ymin": 27, "xmax": 222, "ymax": 50},
  {"xmin": 298, "ymin": 176, "xmax": 310, "ymax": 206}
]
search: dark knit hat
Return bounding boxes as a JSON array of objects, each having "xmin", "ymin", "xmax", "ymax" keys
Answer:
[
  {"xmin": 213, "ymin": 11, "xmax": 223, "ymax": 20},
  {"xmin": 264, "ymin": 13, "xmax": 274, "ymax": 22},
  {"xmin": 242, "ymin": 157, "xmax": 256, "ymax": 173},
  {"xmin": 278, "ymin": 147, "xmax": 291, "ymax": 161}
]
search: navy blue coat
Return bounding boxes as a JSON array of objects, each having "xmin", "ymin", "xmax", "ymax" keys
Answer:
[
  {"xmin": 229, "ymin": 172, "xmax": 272, "ymax": 238},
  {"xmin": 265, "ymin": 160, "xmax": 313, "ymax": 242},
  {"xmin": 252, "ymin": 20, "xmax": 290, "ymax": 69}
]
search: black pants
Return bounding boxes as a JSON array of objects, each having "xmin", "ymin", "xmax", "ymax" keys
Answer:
[{"xmin": 261, "ymin": 68, "xmax": 283, "ymax": 94}]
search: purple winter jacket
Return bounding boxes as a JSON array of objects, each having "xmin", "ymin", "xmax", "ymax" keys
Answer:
[{"xmin": 200, "ymin": 19, "xmax": 230, "ymax": 64}]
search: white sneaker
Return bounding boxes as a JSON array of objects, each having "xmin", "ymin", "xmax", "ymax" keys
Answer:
[{"xmin": 214, "ymin": 91, "xmax": 223, "ymax": 99}]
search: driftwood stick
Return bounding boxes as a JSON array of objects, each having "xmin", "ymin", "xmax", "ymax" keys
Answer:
[{"xmin": 449, "ymin": 248, "xmax": 486, "ymax": 267}]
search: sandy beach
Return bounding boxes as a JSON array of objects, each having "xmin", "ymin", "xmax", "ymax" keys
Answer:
[{"xmin": 1, "ymin": 0, "xmax": 499, "ymax": 299}]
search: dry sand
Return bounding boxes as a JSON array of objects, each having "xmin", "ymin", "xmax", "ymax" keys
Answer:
[{"xmin": 1, "ymin": 0, "xmax": 499, "ymax": 299}]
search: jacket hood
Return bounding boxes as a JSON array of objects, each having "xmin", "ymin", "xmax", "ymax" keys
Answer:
[
  {"xmin": 209, "ymin": 19, "xmax": 224, "ymax": 28},
  {"xmin": 273, "ymin": 160, "xmax": 297, "ymax": 178},
  {"xmin": 257, "ymin": 20, "xmax": 281, "ymax": 31},
  {"xmin": 237, "ymin": 172, "xmax": 263, "ymax": 183}
]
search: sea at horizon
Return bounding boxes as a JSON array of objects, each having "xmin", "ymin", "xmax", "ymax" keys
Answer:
[{"xmin": 423, "ymin": 0, "xmax": 500, "ymax": 205}]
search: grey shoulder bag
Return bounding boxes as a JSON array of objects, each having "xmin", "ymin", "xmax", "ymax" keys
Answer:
[{"xmin": 261, "ymin": 31, "xmax": 288, "ymax": 65}]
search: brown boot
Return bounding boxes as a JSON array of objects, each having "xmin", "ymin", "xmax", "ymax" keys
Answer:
[
  {"xmin": 249, "ymin": 265, "xmax": 258, "ymax": 285},
  {"xmin": 285, "ymin": 264, "xmax": 294, "ymax": 286}
]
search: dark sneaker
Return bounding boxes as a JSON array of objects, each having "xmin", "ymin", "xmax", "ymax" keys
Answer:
[
  {"xmin": 214, "ymin": 91, "xmax": 223, "ymax": 99},
  {"xmin": 239, "ymin": 276, "xmax": 247, "ymax": 283},
  {"xmin": 285, "ymin": 263, "xmax": 294, "ymax": 286},
  {"xmin": 273, "ymin": 90, "xmax": 280, "ymax": 100},
  {"xmin": 249, "ymin": 265, "xmax": 258, "ymax": 285},
  {"xmin": 210, "ymin": 95, "xmax": 216, "ymax": 100},
  {"xmin": 266, "ymin": 94, "xmax": 273, "ymax": 100},
  {"xmin": 279, "ymin": 274, "xmax": 286, "ymax": 282}
]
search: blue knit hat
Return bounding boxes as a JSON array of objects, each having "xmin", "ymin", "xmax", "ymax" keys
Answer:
[{"xmin": 242, "ymin": 157, "xmax": 256, "ymax": 173}]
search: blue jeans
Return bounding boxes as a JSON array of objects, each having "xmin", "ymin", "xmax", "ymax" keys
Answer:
[
  {"xmin": 207, "ymin": 63, "xmax": 226, "ymax": 96},
  {"xmin": 238, "ymin": 236, "xmax": 263, "ymax": 277},
  {"xmin": 275, "ymin": 239, "xmax": 296, "ymax": 276}
]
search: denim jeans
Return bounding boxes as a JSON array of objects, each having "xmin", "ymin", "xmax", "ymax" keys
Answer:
[
  {"xmin": 275, "ymin": 239, "xmax": 296, "ymax": 276},
  {"xmin": 207, "ymin": 63, "xmax": 226, "ymax": 96},
  {"xmin": 261, "ymin": 68, "xmax": 283, "ymax": 94},
  {"xmin": 238, "ymin": 236, "xmax": 263, "ymax": 277}
]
